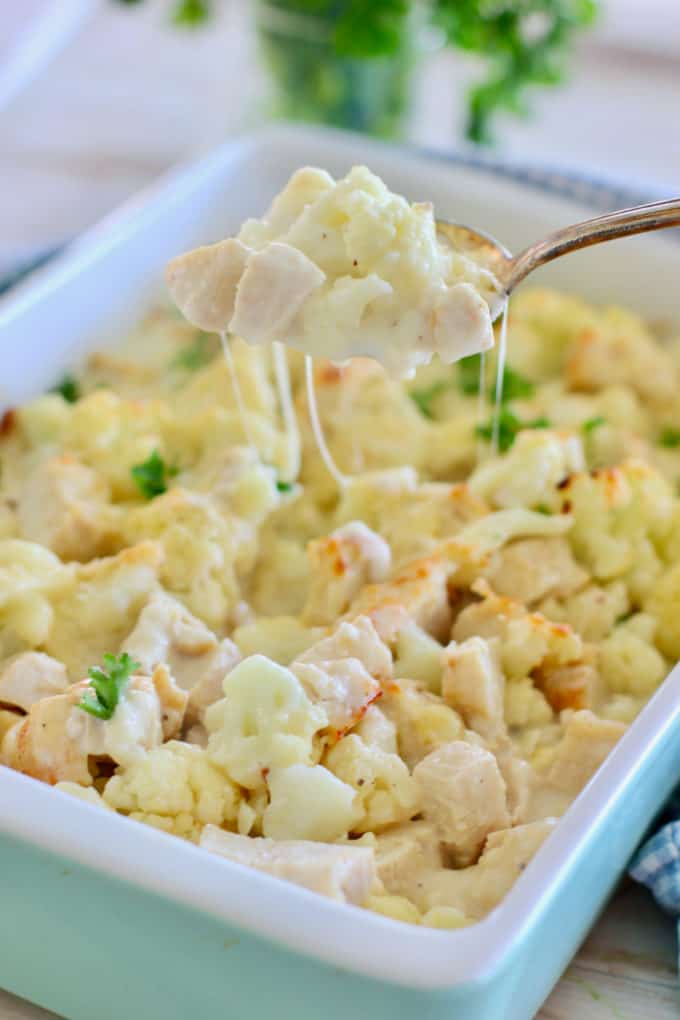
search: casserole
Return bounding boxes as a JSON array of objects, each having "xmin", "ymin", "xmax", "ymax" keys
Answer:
[{"xmin": 1, "ymin": 124, "xmax": 679, "ymax": 1020}]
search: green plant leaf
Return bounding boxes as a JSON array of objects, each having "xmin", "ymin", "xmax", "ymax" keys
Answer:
[{"xmin": 78, "ymin": 652, "xmax": 141, "ymax": 721}]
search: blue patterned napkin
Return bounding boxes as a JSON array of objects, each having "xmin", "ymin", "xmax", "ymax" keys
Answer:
[{"xmin": 630, "ymin": 822, "xmax": 680, "ymax": 915}]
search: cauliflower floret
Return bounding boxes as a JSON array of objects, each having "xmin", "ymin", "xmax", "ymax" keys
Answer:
[
  {"xmin": 0, "ymin": 651, "xmax": 69, "ymax": 711},
  {"xmin": 325, "ymin": 733, "xmax": 418, "ymax": 833},
  {"xmin": 45, "ymin": 542, "xmax": 162, "ymax": 680},
  {"xmin": 393, "ymin": 623, "xmax": 444, "ymax": 694},
  {"xmin": 598, "ymin": 628, "xmax": 667, "ymax": 698},
  {"xmin": 205, "ymin": 655, "xmax": 327, "ymax": 790},
  {"xmin": 354, "ymin": 705, "xmax": 398, "ymax": 754},
  {"xmin": 0, "ymin": 539, "xmax": 71, "ymax": 652},
  {"xmin": 233, "ymin": 616, "xmax": 326, "ymax": 665},
  {"xmin": 646, "ymin": 561, "xmax": 680, "ymax": 659},
  {"xmin": 56, "ymin": 781, "xmax": 112, "ymax": 810},
  {"xmin": 263, "ymin": 764, "xmax": 357, "ymax": 841},
  {"xmin": 103, "ymin": 740, "xmax": 239, "ymax": 840},
  {"xmin": 453, "ymin": 581, "xmax": 584, "ymax": 683},
  {"xmin": 413, "ymin": 741, "xmax": 510, "ymax": 866},
  {"xmin": 540, "ymin": 581, "xmax": 629, "ymax": 643},
  {"xmin": 302, "ymin": 521, "xmax": 391, "ymax": 626},
  {"xmin": 468, "ymin": 430, "xmax": 585, "ymax": 510},
  {"xmin": 383, "ymin": 683, "xmax": 465, "ymax": 769},
  {"xmin": 16, "ymin": 454, "xmax": 116, "ymax": 562},
  {"xmin": 563, "ymin": 461, "xmax": 673, "ymax": 599},
  {"xmin": 200, "ymin": 824, "xmax": 377, "ymax": 905}
]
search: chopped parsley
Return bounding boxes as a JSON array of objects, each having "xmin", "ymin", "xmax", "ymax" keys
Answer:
[
  {"xmin": 131, "ymin": 450, "xmax": 177, "ymax": 500},
  {"xmin": 458, "ymin": 354, "xmax": 483, "ymax": 395},
  {"xmin": 535, "ymin": 504, "xmax": 551, "ymax": 515},
  {"xmin": 582, "ymin": 416, "xmax": 606, "ymax": 434},
  {"xmin": 409, "ymin": 379, "xmax": 452, "ymax": 419},
  {"xmin": 494, "ymin": 366, "xmax": 534, "ymax": 403},
  {"xmin": 172, "ymin": 0, "xmax": 210, "ymax": 26},
  {"xmin": 276, "ymin": 479, "xmax": 294, "ymax": 493},
  {"xmin": 78, "ymin": 653, "xmax": 140, "ymax": 721},
  {"xmin": 171, "ymin": 332, "xmax": 216, "ymax": 372},
  {"xmin": 658, "ymin": 427, "xmax": 680, "ymax": 449},
  {"xmin": 476, "ymin": 407, "xmax": 551, "ymax": 454},
  {"xmin": 50, "ymin": 374, "xmax": 80, "ymax": 403}
]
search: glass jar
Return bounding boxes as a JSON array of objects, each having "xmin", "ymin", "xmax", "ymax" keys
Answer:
[{"xmin": 255, "ymin": 1, "xmax": 421, "ymax": 139}]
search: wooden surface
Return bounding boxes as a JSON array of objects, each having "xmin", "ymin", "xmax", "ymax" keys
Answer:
[{"xmin": 0, "ymin": 2, "xmax": 679, "ymax": 1017}]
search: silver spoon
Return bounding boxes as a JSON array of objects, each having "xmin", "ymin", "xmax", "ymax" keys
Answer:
[{"xmin": 437, "ymin": 197, "xmax": 680, "ymax": 308}]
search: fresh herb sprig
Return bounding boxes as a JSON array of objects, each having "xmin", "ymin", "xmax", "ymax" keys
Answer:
[
  {"xmin": 131, "ymin": 450, "xmax": 178, "ymax": 499},
  {"xmin": 116, "ymin": 0, "xmax": 597, "ymax": 144},
  {"xmin": 658, "ymin": 427, "xmax": 680, "ymax": 449},
  {"xmin": 476, "ymin": 406, "xmax": 551, "ymax": 453},
  {"xmin": 171, "ymin": 332, "xmax": 217, "ymax": 372},
  {"xmin": 78, "ymin": 653, "xmax": 141, "ymax": 721},
  {"xmin": 582, "ymin": 415, "xmax": 606, "ymax": 434},
  {"xmin": 50, "ymin": 375, "xmax": 80, "ymax": 403}
]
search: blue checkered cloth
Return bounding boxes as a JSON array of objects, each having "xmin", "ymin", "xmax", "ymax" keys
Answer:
[{"xmin": 630, "ymin": 821, "xmax": 680, "ymax": 915}]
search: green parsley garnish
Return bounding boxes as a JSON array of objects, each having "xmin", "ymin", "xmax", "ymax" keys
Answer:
[
  {"xmin": 131, "ymin": 450, "xmax": 177, "ymax": 500},
  {"xmin": 658, "ymin": 428, "xmax": 680, "ymax": 448},
  {"xmin": 276, "ymin": 480, "xmax": 294, "ymax": 493},
  {"xmin": 78, "ymin": 653, "xmax": 140, "ymax": 721},
  {"xmin": 172, "ymin": 0, "xmax": 210, "ymax": 26},
  {"xmin": 535, "ymin": 504, "xmax": 551, "ymax": 515},
  {"xmin": 50, "ymin": 375, "xmax": 80, "ymax": 403},
  {"xmin": 171, "ymin": 332, "xmax": 216, "ymax": 372},
  {"xmin": 458, "ymin": 354, "xmax": 483, "ymax": 395},
  {"xmin": 409, "ymin": 379, "xmax": 452, "ymax": 420},
  {"xmin": 494, "ymin": 366, "xmax": 535, "ymax": 403},
  {"xmin": 582, "ymin": 416, "xmax": 606, "ymax": 434},
  {"xmin": 615, "ymin": 611, "xmax": 634, "ymax": 626},
  {"xmin": 476, "ymin": 407, "xmax": 551, "ymax": 453}
]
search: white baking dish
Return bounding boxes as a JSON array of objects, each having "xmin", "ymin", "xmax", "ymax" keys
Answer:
[{"xmin": 1, "ymin": 124, "xmax": 679, "ymax": 1020}]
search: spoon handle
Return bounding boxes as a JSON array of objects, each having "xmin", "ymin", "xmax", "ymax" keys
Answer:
[{"xmin": 505, "ymin": 197, "xmax": 680, "ymax": 292}]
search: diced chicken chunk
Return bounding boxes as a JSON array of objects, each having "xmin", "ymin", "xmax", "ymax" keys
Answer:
[
  {"xmin": 4, "ymin": 665, "xmax": 186, "ymax": 786},
  {"xmin": 413, "ymin": 741, "xmax": 510, "ymax": 866},
  {"xmin": 442, "ymin": 637, "xmax": 505, "ymax": 743},
  {"xmin": 484, "ymin": 538, "xmax": 588, "ymax": 606},
  {"xmin": 16, "ymin": 455, "xmax": 114, "ymax": 562},
  {"xmin": 432, "ymin": 283, "xmax": 494, "ymax": 361},
  {"xmin": 346, "ymin": 555, "xmax": 452, "ymax": 643},
  {"xmin": 296, "ymin": 616, "xmax": 393, "ymax": 689},
  {"xmin": 292, "ymin": 659, "xmax": 381, "ymax": 741},
  {"xmin": 374, "ymin": 821, "xmax": 443, "ymax": 902},
  {"xmin": 165, "ymin": 237, "xmax": 250, "ymax": 333},
  {"xmin": 420, "ymin": 820, "xmax": 556, "ymax": 919},
  {"xmin": 121, "ymin": 591, "xmax": 240, "ymax": 722},
  {"xmin": 302, "ymin": 521, "xmax": 391, "ymax": 626},
  {"xmin": 0, "ymin": 652, "xmax": 69, "ymax": 711},
  {"xmin": 200, "ymin": 826, "xmax": 377, "ymax": 905},
  {"xmin": 546, "ymin": 710, "xmax": 626, "ymax": 796},
  {"xmin": 383, "ymin": 683, "xmax": 465, "ymax": 769},
  {"xmin": 230, "ymin": 242, "xmax": 326, "ymax": 344}
]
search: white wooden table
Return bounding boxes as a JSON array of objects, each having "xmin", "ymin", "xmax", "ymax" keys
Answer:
[{"xmin": 1, "ymin": 2, "xmax": 679, "ymax": 1016}]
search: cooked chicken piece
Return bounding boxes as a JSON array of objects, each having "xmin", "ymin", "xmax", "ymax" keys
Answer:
[
  {"xmin": 200, "ymin": 825, "xmax": 377, "ymax": 905},
  {"xmin": 0, "ymin": 652, "xmax": 69, "ymax": 711},
  {"xmin": 230, "ymin": 242, "xmax": 326, "ymax": 344},
  {"xmin": 121, "ymin": 591, "xmax": 240, "ymax": 722},
  {"xmin": 165, "ymin": 237, "xmax": 250, "ymax": 333},
  {"xmin": 374, "ymin": 821, "xmax": 443, "ymax": 902},
  {"xmin": 413, "ymin": 741, "xmax": 510, "ymax": 866},
  {"xmin": 345, "ymin": 554, "xmax": 452, "ymax": 643},
  {"xmin": 302, "ymin": 521, "xmax": 391, "ymax": 627},
  {"xmin": 494, "ymin": 744, "xmax": 533, "ymax": 825},
  {"xmin": 545, "ymin": 710, "xmax": 626, "ymax": 796},
  {"xmin": 442, "ymin": 637, "xmax": 505, "ymax": 744},
  {"xmin": 295, "ymin": 616, "xmax": 393, "ymax": 689},
  {"xmin": 16, "ymin": 454, "xmax": 116, "ymax": 562},
  {"xmin": 483, "ymin": 538, "xmax": 588, "ymax": 606},
  {"xmin": 420, "ymin": 820, "xmax": 556, "ymax": 919},
  {"xmin": 4, "ymin": 665, "xmax": 186, "ymax": 786},
  {"xmin": 292, "ymin": 659, "xmax": 381, "ymax": 742},
  {"xmin": 533, "ymin": 652, "xmax": 603, "ymax": 712}
]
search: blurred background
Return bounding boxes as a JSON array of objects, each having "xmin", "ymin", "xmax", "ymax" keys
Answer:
[{"xmin": 1, "ymin": 0, "xmax": 679, "ymax": 278}]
